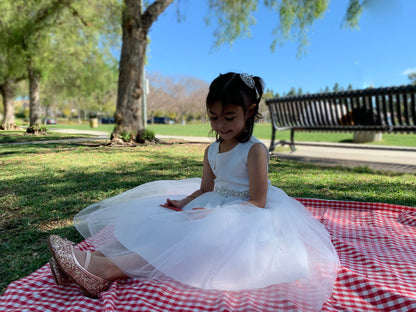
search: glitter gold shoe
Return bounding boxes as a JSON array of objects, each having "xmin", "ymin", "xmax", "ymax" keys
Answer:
[
  {"xmin": 49, "ymin": 257, "xmax": 70, "ymax": 285},
  {"xmin": 48, "ymin": 235, "xmax": 111, "ymax": 298},
  {"xmin": 49, "ymin": 237, "xmax": 75, "ymax": 286}
]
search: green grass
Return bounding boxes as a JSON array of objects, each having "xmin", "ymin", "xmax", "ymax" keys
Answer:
[
  {"xmin": 44, "ymin": 122, "xmax": 416, "ymax": 147},
  {"xmin": 0, "ymin": 140, "xmax": 415, "ymax": 294}
]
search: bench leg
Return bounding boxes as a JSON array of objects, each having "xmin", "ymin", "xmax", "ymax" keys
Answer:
[
  {"xmin": 289, "ymin": 129, "xmax": 296, "ymax": 152},
  {"xmin": 269, "ymin": 128, "xmax": 276, "ymax": 152},
  {"xmin": 269, "ymin": 128, "xmax": 296, "ymax": 152}
]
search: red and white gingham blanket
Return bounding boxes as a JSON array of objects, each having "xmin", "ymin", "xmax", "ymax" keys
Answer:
[{"xmin": 1, "ymin": 198, "xmax": 416, "ymax": 311}]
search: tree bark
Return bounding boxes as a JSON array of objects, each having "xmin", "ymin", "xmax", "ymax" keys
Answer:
[
  {"xmin": 112, "ymin": 0, "xmax": 173, "ymax": 143},
  {"xmin": 28, "ymin": 64, "xmax": 42, "ymax": 127},
  {"xmin": 0, "ymin": 80, "xmax": 17, "ymax": 130}
]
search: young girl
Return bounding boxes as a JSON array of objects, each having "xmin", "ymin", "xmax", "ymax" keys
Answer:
[{"xmin": 48, "ymin": 72, "xmax": 339, "ymax": 310}]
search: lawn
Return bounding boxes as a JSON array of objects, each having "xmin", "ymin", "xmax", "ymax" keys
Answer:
[
  {"xmin": 47, "ymin": 122, "xmax": 416, "ymax": 147},
  {"xmin": 1, "ymin": 139, "xmax": 415, "ymax": 294},
  {"xmin": 0, "ymin": 130, "xmax": 94, "ymax": 144}
]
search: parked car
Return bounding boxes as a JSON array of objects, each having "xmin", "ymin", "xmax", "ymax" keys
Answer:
[
  {"xmin": 147, "ymin": 117, "xmax": 175, "ymax": 124},
  {"xmin": 45, "ymin": 118, "xmax": 57, "ymax": 125},
  {"xmin": 101, "ymin": 117, "xmax": 115, "ymax": 124}
]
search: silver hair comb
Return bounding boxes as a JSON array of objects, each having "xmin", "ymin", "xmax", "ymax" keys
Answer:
[{"xmin": 240, "ymin": 73, "xmax": 255, "ymax": 89}]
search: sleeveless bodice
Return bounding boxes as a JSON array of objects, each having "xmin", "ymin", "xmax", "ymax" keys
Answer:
[{"xmin": 208, "ymin": 136, "xmax": 265, "ymax": 198}]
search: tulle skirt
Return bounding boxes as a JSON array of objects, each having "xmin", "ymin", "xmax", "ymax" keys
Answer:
[{"xmin": 74, "ymin": 178, "xmax": 339, "ymax": 310}]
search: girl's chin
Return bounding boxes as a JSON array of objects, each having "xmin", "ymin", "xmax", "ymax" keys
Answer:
[
  {"xmin": 218, "ymin": 132, "xmax": 233, "ymax": 138},
  {"xmin": 220, "ymin": 136, "xmax": 238, "ymax": 142}
]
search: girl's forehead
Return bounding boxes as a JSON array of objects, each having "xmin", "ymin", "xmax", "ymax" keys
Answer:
[{"xmin": 209, "ymin": 102, "xmax": 242, "ymax": 114}]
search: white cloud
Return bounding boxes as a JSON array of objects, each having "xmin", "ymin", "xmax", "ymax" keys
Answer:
[{"xmin": 402, "ymin": 67, "xmax": 416, "ymax": 76}]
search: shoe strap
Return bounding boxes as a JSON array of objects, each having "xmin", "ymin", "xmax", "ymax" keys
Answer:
[
  {"xmin": 71, "ymin": 246, "xmax": 92, "ymax": 272},
  {"xmin": 84, "ymin": 252, "xmax": 92, "ymax": 271}
]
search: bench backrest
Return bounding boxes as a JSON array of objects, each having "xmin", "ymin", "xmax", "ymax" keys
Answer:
[{"xmin": 266, "ymin": 85, "xmax": 416, "ymax": 132}]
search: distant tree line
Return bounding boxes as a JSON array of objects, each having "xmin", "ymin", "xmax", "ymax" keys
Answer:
[
  {"xmin": 9, "ymin": 72, "xmax": 416, "ymax": 127},
  {"xmin": 146, "ymin": 73, "xmax": 208, "ymax": 123},
  {"xmin": 264, "ymin": 82, "xmax": 356, "ymax": 99},
  {"xmin": 409, "ymin": 73, "xmax": 416, "ymax": 85}
]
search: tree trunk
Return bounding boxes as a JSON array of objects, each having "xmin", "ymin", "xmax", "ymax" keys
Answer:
[
  {"xmin": 112, "ymin": 0, "xmax": 173, "ymax": 143},
  {"xmin": 113, "ymin": 2, "xmax": 146, "ymax": 139},
  {"xmin": 0, "ymin": 80, "xmax": 17, "ymax": 130},
  {"xmin": 28, "ymin": 65, "xmax": 42, "ymax": 127}
]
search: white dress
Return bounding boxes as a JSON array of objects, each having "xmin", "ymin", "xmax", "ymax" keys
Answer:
[{"xmin": 74, "ymin": 136, "xmax": 339, "ymax": 309}]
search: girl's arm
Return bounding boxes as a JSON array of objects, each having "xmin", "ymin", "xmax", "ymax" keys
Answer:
[
  {"xmin": 246, "ymin": 143, "xmax": 269, "ymax": 208},
  {"xmin": 161, "ymin": 146, "xmax": 215, "ymax": 210}
]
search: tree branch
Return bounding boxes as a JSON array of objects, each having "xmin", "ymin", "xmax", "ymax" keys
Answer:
[
  {"xmin": 68, "ymin": 5, "xmax": 90, "ymax": 27},
  {"xmin": 142, "ymin": 0, "xmax": 174, "ymax": 32}
]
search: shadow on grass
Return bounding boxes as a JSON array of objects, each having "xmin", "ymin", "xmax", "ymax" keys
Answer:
[
  {"xmin": 0, "ymin": 141, "xmax": 109, "ymax": 156},
  {"xmin": 2, "ymin": 147, "xmax": 202, "ymax": 225}
]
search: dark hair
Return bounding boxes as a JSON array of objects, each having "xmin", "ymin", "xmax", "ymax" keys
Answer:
[{"xmin": 206, "ymin": 72, "xmax": 264, "ymax": 142}]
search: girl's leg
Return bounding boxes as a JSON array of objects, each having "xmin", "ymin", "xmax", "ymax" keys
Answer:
[
  {"xmin": 49, "ymin": 235, "xmax": 155, "ymax": 297},
  {"xmin": 73, "ymin": 249, "xmax": 149, "ymax": 281},
  {"xmin": 91, "ymin": 250, "xmax": 105, "ymax": 257}
]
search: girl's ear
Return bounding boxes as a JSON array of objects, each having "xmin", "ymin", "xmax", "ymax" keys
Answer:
[{"xmin": 246, "ymin": 104, "xmax": 257, "ymax": 118}]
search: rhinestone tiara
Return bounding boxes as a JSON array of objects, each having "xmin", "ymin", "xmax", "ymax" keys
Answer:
[{"xmin": 240, "ymin": 73, "xmax": 255, "ymax": 89}]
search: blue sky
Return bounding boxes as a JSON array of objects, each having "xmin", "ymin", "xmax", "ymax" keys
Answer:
[{"xmin": 144, "ymin": 0, "xmax": 416, "ymax": 95}]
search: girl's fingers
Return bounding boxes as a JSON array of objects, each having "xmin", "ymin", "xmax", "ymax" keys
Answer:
[
  {"xmin": 160, "ymin": 198, "xmax": 183, "ymax": 211},
  {"xmin": 163, "ymin": 206, "xmax": 183, "ymax": 211}
]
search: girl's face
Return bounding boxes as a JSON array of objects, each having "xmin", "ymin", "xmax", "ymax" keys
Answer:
[{"xmin": 208, "ymin": 101, "xmax": 248, "ymax": 141}]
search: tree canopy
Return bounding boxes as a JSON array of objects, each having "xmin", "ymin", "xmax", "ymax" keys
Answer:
[
  {"xmin": 205, "ymin": 0, "xmax": 369, "ymax": 54},
  {"xmin": 409, "ymin": 73, "xmax": 416, "ymax": 86},
  {"xmin": 0, "ymin": 0, "xmax": 120, "ymax": 130}
]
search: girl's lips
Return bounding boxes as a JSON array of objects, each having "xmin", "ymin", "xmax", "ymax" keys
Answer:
[{"xmin": 218, "ymin": 130, "xmax": 231, "ymax": 135}]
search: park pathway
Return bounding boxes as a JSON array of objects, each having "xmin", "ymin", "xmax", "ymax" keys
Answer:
[
  {"xmin": 3, "ymin": 129, "xmax": 415, "ymax": 174},
  {"xmin": 156, "ymin": 135, "xmax": 416, "ymax": 174},
  {"xmin": 270, "ymin": 142, "xmax": 416, "ymax": 174}
]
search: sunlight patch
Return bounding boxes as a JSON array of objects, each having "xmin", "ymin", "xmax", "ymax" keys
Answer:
[{"xmin": 38, "ymin": 219, "xmax": 73, "ymax": 231}]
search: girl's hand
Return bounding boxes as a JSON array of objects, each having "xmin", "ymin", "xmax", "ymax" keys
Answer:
[{"xmin": 160, "ymin": 198, "xmax": 184, "ymax": 211}]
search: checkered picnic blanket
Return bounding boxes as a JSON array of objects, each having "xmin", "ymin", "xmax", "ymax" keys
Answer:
[{"xmin": 1, "ymin": 198, "xmax": 415, "ymax": 311}]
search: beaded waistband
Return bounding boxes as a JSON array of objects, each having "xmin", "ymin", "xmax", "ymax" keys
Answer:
[{"xmin": 214, "ymin": 185, "xmax": 249, "ymax": 199}]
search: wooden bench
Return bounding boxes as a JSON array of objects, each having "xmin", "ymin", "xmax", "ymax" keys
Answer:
[{"xmin": 265, "ymin": 84, "xmax": 416, "ymax": 151}]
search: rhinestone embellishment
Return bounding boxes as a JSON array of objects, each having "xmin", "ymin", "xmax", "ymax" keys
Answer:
[
  {"xmin": 240, "ymin": 73, "xmax": 255, "ymax": 89},
  {"xmin": 215, "ymin": 186, "xmax": 249, "ymax": 200}
]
